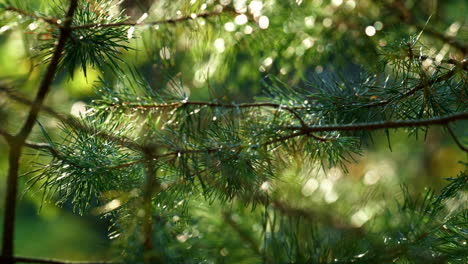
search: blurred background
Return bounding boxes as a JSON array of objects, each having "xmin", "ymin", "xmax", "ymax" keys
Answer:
[{"xmin": 0, "ymin": 0, "xmax": 466, "ymax": 260}]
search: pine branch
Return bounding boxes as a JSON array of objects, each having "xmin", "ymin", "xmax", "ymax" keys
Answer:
[
  {"xmin": 0, "ymin": 86, "xmax": 143, "ymax": 151},
  {"xmin": 286, "ymin": 112, "xmax": 468, "ymax": 133},
  {"xmin": 363, "ymin": 62, "xmax": 464, "ymax": 108},
  {"xmin": 384, "ymin": 0, "xmax": 468, "ymax": 54},
  {"xmin": 101, "ymin": 113, "xmax": 467, "ymax": 171},
  {"xmin": 70, "ymin": 8, "xmax": 236, "ymax": 30}
]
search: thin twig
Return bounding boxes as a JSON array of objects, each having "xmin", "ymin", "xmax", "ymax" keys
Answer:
[
  {"xmin": 1, "ymin": 0, "xmax": 79, "ymax": 261},
  {"xmin": 0, "ymin": 86, "xmax": 143, "ymax": 151},
  {"xmin": 3, "ymin": 6, "xmax": 60, "ymax": 26},
  {"xmin": 223, "ymin": 212, "xmax": 262, "ymax": 256},
  {"xmin": 362, "ymin": 65, "xmax": 460, "ymax": 108},
  {"xmin": 383, "ymin": 0, "xmax": 468, "ymax": 54},
  {"xmin": 446, "ymin": 125, "xmax": 468, "ymax": 153},
  {"xmin": 70, "ymin": 9, "xmax": 235, "ymax": 30},
  {"xmin": 285, "ymin": 112, "xmax": 468, "ymax": 133},
  {"xmin": 141, "ymin": 149, "xmax": 162, "ymax": 264},
  {"xmin": 111, "ymin": 101, "xmax": 309, "ymax": 127},
  {"xmin": 271, "ymin": 200, "xmax": 359, "ymax": 231}
]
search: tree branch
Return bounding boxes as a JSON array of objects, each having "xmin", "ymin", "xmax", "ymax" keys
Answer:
[
  {"xmin": 0, "ymin": 86, "xmax": 143, "ymax": 151},
  {"xmin": 1, "ymin": 0, "xmax": 79, "ymax": 261},
  {"xmin": 383, "ymin": 0, "xmax": 468, "ymax": 54},
  {"xmin": 363, "ymin": 64, "xmax": 461, "ymax": 108},
  {"xmin": 446, "ymin": 125, "xmax": 468, "ymax": 153},
  {"xmin": 286, "ymin": 112, "xmax": 468, "ymax": 133},
  {"xmin": 3, "ymin": 6, "xmax": 61, "ymax": 26},
  {"xmin": 70, "ymin": 8, "xmax": 236, "ymax": 30}
]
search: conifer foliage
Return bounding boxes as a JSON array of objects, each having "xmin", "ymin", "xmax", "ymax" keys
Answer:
[{"xmin": 0, "ymin": 0, "xmax": 467, "ymax": 263}]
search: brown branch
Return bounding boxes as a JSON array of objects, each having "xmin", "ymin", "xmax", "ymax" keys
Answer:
[
  {"xmin": 0, "ymin": 128, "xmax": 56, "ymax": 155},
  {"xmin": 97, "ymin": 113, "xmax": 468, "ymax": 171},
  {"xmin": 0, "ymin": 256, "xmax": 120, "ymax": 264},
  {"xmin": 1, "ymin": 1, "xmax": 79, "ymax": 262},
  {"xmin": 141, "ymin": 150, "xmax": 162, "ymax": 264},
  {"xmin": 285, "ymin": 112, "xmax": 468, "ymax": 133},
  {"xmin": 446, "ymin": 125, "xmax": 468, "ymax": 153}
]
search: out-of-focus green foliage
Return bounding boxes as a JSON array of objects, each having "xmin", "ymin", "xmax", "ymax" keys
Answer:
[{"xmin": 0, "ymin": 0, "xmax": 467, "ymax": 263}]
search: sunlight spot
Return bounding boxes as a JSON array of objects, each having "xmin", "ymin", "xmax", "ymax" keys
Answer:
[
  {"xmin": 214, "ymin": 38, "xmax": 225, "ymax": 53},
  {"xmin": 160, "ymin": 46, "xmax": 171, "ymax": 59},
  {"xmin": 345, "ymin": 0, "xmax": 356, "ymax": 10},
  {"xmin": 235, "ymin": 14, "xmax": 248, "ymax": 25},
  {"xmin": 422, "ymin": 58, "xmax": 433, "ymax": 68},
  {"xmin": 28, "ymin": 23, "xmax": 38, "ymax": 31},
  {"xmin": 331, "ymin": 0, "xmax": 343, "ymax": 6},
  {"xmin": 177, "ymin": 233, "xmax": 189, "ymax": 243},
  {"xmin": 220, "ymin": 0, "xmax": 231, "ymax": 6},
  {"xmin": 70, "ymin": 101, "xmax": 87, "ymax": 117},
  {"xmin": 315, "ymin": 65, "xmax": 324, "ymax": 73},
  {"xmin": 302, "ymin": 37, "xmax": 315, "ymax": 49},
  {"xmin": 363, "ymin": 169, "xmax": 381, "ymax": 185},
  {"xmin": 259, "ymin": 16, "xmax": 269, "ymax": 29},
  {"xmin": 374, "ymin": 21, "xmax": 383, "ymax": 31},
  {"xmin": 106, "ymin": 199, "xmax": 121, "ymax": 210},
  {"xmin": 351, "ymin": 210, "xmax": 370, "ymax": 227},
  {"xmin": 127, "ymin": 26, "xmax": 135, "ymax": 39},
  {"xmin": 234, "ymin": 0, "xmax": 247, "ymax": 13},
  {"xmin": 447, "ymin": 22, "xmax": 460, "ymax": 36},
  {"xmin": 322, "ymin": 18, "xmax": 332, "ymax": 28},
  {"xmin": 260, "ymin": 181, "xmax": 272, "ymax": 192},
  {"xmin": 304, "ymin": 16, "xmax": 315, "ymax": 28},
  {"xmin": 324, "ymin": 190, "xmax": 339, "ymax": 203},
  {"xmin": 249, "ymin": 0, "xmax": 263, "ymax": 16},
  {"xmin": 365, "ymin": 26, "xmax": 376, "ymax": 36},
  {"xmin": 302, "ymin": 178, "xmax": 319, "ymax": 196},
  {"xmin": 224, "ymin": 22, "xmax": 236, "ymax": 32},
  {"xmin": 137, "ymin": 13, "xmax": 148, "ymax": 24},
  {"xmin": 328, "ymin": 167, "xmax": 343, "ymax": 181},
  {"xmin": 263, "ymin": 57, "xmax": 273, "ymax": 67},
  {"xmin": 320, "ymin": 179, "xmax": 333, "ymax": 193},
  {"xmin": 244, "ymin": 25, "xmax": 253, "ymax": 34},
  {"xmin": 220, "ymin": 248, "xmax": 229, "ymax": 256}
]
